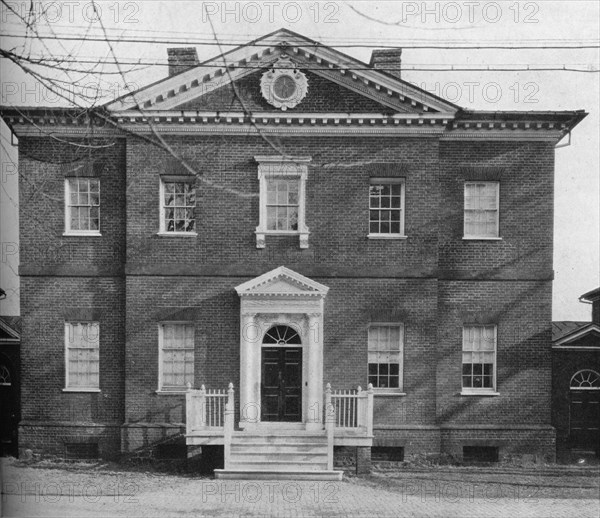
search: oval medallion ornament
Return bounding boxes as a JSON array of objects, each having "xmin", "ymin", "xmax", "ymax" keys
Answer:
[{"xmin": 261, "ymin": 56, "xmax": 308, "ymax": 111}]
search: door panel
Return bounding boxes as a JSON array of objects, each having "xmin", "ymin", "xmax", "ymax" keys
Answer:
[
  {"xmin": 570, "ymin": 390, "xmax": 600, "ymax": 451},
  {"xmin": 261, "ymin": 347, "xmax": 302, "ymax": 422}
]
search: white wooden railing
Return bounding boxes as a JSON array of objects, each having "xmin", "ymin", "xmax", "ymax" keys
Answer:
[
  {"xmin": 186, "ymin": 383, "xmax": 233, "ymax": 433},
  {"xmin": 327, "ymin": 383, "xmax": 374, "ymax": 434}
]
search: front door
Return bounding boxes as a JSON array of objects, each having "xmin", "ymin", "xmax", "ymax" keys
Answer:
[
  {"xmin": 570, "ymin": 390, "xmax": 600, "ymax": 452},
  {"xmin": 261, "ymin": 347, "xmax": 302, "ymax": 422}
]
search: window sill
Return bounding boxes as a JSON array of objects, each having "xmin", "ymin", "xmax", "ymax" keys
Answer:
[
  {"xmin": 367, "ymin": 234, "xmax": 408, "ymax": 240},
  {"xmin": 62, "ymin": 388, "xmax": 101, "ymax": 393},
  {"xmin": 155, "ymin": 390, "xmax": 187, "ymax": 395},
  {"xmin": 373, "ymin": 391, "xmax": 407, "ymax": 397},
  {"xmin": 256, "ymin": 230, "xmax": 305, "ymax": 236},
  {"xmin": 156, "ymin": 232, "xmax": 198, "ymax": 237},
  {"xmin": 62, "ymin": 232, "xmax": 102, "ymax": 237},
  {"xmin": 460, "ymin": 391, "xmax": 500, "ymax": 397},
  {"xmin": 462, "ymin": 237, "xmax": 502, "ymax": 241}
]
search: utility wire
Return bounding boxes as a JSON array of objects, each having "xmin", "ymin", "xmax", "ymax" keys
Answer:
[
  {"xmin": 4, "ymin": 20, "xmax": 599, "ymax": 45},
  {"xmin": 2, "ymin": 51, "xmax": 598, "ymax": 73},
  {"xmin": 2, "ymin": 32, "xmax": 599, "ymax": 49}
]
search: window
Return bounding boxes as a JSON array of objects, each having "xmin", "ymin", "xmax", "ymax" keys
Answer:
[
  {"xmin": 64, "ymin": 442, "xmax": 99, "ymax": 460},
  {"xmin": 462, "ymin": 325, "xmax": 497, "ymax": 392},
  {"xmin": 65, "ymin": 178, "xmax": 100, "ymax": 234},
  {"xmin": 65, "ymin": 322, "xmax": 100, "ymax": 390},
  {"xmin": 255, "ymin": 155, "xmax": 311, "ymax": 248},
  {"xmin": 463, "ymin": 446, "xmax": 499, "ymax": 463},
  {"xmin": 159, "ymin": 323, "xmax": 194, "ymax": 391},
  {"xmin": 368, "ymin": 324, "xmax": 403, "ymax": 390},
  {"xmin": 570, "ymin": 370, "xmax": 600, "ymax": 389},
  {"xmin": 464, "ymin": 182, "xmax": 499, "ymax": 238},
  {"xmin": 266, "ymin": 178, "xmax": 299, "ymax": 231},
  {"xmin": 159, "ymin": 178, "xmax": 196, "ymax": 234},
  {"xmin": 0, "ymin": 364, "xmax": 11, "ymax": 386},
  {"xmin": 369, "ymin": 178, "xmax": 405, "ymax": 237}
]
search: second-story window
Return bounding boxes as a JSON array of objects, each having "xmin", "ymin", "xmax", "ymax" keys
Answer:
[
  {"xmin": 464, "ymin": 182, "xmax": 500, "ymax": 239},
  {"xmin": 160, "ymin": 178, "xmax": 196, "ymax": 234},
  {"xmin": 266, "ymin": 178, "xmax": 299, "ymax": 231},
  {"xmin": 65, "ymin": 178, "xmax": 100, "ymax": 235},
  {"xmin": 369, "ymin": 178, "xmax": 405, "ymax": 237},
  {"xmin": 255, "ymin": 156, "xmax": 311, "ymax": 249}
]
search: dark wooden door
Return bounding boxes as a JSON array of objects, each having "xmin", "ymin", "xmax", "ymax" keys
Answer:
[
  {"xmin": 261, "ymin": 347, "xmax": 302, "ymax": 422},
  {"xmin": 570, "ymin": 390, "xmax": 600, "ymax": 452}
]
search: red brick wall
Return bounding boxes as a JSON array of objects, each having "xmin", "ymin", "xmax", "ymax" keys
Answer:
[
  {"xmin": 16, "ymin": 128, "xmax": 559, "ymax": 461},
  {"xmin": 439, "ymin": 141, "xmax": 555, "ymax": 278},
  {"xmin": 436, "ymin": 280, "xmax": 553, "ymax": 425},
  {"xmin": 18, "ymin": 138, "xmax": 126, "ymax": 274},
  {"xmin": 125, "ymin": 135, "xmax": 439, "ymax": 274}
]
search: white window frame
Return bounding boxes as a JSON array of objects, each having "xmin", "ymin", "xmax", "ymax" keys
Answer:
[
  {"xmin": 157, "ymin": 322, "xmax": 195, "ymax": 393},
  {"xmin": 461, "ymin": 324, "xmax": 499, "ymax": 396},
  {"xmin": 367, "ymin": 323, "xmax": 404, "ymax": 394},
  {"xmin": 255, "ymin": 155, "xmax": 311, "ymax": 249},
  {"xmin": 64, "ymin": 178, "xmax": 101, "ymax": 236},
  {"xmin": 463, "ymin": 181, "xmax": 501, "ymax": 240},
  {"xmin": 158, "ymin": 176, "xmax": 198, "ymax": 236},
  {"xmin": 63, "ymin": 322, "xmax": 101, "ymax": 392},
  {"xmin": 368, "ymin": 177, "xmax": 406, "ymax": 239}
]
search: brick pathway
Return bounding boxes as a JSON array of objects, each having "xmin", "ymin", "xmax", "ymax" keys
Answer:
[{"xmin": 3, "ymin": 477, "xmax": 599, "ymax": 517}]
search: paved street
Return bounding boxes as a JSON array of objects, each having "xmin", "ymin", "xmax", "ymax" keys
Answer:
[{"xmin": 2, "ymin": 459, "xmax": 599, "ymax": 517}]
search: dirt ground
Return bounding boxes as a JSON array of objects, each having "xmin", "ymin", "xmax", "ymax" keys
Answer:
[{"xmin": 1, "ymin": 457, "xmax": 598, "ymax": 518}]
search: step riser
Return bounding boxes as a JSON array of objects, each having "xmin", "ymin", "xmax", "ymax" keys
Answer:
[
  {"xmin": 231, "ymin": 445, "xmax": 327, "ymax": 453},
  {"xmin": 215, "ymin": 470, "xmax": 343, "ymax": 481},
  {"xmin": 228, "ymin": 464, "xmax": 329, "ymax": 471},
  {"xmin": 232, "ymin": 438, "xmax": 327, "ymax": 445}
]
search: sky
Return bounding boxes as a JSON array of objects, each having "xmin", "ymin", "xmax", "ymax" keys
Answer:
[{"xmin": 0, "ymin": 0, "xmax": 599, "ymax": 319}]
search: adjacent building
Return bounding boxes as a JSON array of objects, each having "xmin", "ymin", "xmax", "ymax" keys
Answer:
[{"xmin": 552, "ymin": 288, "xmax": 600, "ymax": 461}]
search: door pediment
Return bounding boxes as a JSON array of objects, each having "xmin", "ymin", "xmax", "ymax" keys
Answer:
[{"xmin": 235, "ymin": 266, "xmax": 329, "ymax": 298}]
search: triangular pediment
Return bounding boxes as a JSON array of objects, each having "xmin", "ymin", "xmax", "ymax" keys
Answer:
[
  {"xmin": 553, "ymin": 323, "xmax": 600, "ymax": 347},
  {"xmin": 106, "ymin": 29, "xmax": 458, "ymax": 116},
  {"xmin": 235, "ymin": 266, "xmax": 329, "ymax": 298}
]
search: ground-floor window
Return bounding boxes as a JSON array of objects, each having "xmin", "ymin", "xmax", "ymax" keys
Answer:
[
  {"xmin": 159, "ymin": 323, "xmax": 195, "ymax": 391},
  {"xmin": 64, "ymin": 322, "xmax": 100, "ymax": 390},
  {"xmin": 368, "ymin": 323, "xmax": 403, "ymax": 390},
  {"xmin": 462, "ymin": 324, "xmax": 497, "ymax": 392}
]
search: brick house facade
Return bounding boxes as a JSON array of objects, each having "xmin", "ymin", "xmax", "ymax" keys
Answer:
[{"xmin": 1, "ymin": 29, "xmax": 587, "ymax": 471}]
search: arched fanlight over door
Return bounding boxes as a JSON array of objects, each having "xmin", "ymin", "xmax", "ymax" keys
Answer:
[
  {"xmin": 570, "ymin": 370, "xmax": 600, "ymax": 389},
  {"xmin": 262, "ymin": 325, "xmax": 301, "ymax": 345}
]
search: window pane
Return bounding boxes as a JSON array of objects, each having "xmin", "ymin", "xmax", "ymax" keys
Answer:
[{"xmin": 267, "ymin": 208, "xmax": 276, "ymax": 230}]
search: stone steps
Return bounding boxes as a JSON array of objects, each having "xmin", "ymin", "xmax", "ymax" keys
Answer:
[{"xmin": 214, "ymin": 431, "xmax": 342, "ymax": 480}]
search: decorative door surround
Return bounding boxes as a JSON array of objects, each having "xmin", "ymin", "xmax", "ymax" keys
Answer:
[{"xmin": 235, "ymin": 266, "xmax": 329, "ymax": 431}]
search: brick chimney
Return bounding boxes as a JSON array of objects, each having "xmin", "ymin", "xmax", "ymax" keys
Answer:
[
  {"xmin": 580, "ymin": 288, "xmax": 600, "ymax": 324},
  {"xmin": 370, "ymin": 48, "xmax": 402, "ymax": 79},
  {"xmin": 167, "ymin": 47, "xmax": 199, "ymax": 77}
]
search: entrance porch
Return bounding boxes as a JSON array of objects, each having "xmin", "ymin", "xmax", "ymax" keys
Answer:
[
  {"xmin": 184, "ymin": 266, "xmax": 373, "ymax": 479},
  {"xmin": 185, "ymin": 382, "xmax": 374, "ymax": 480}
]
